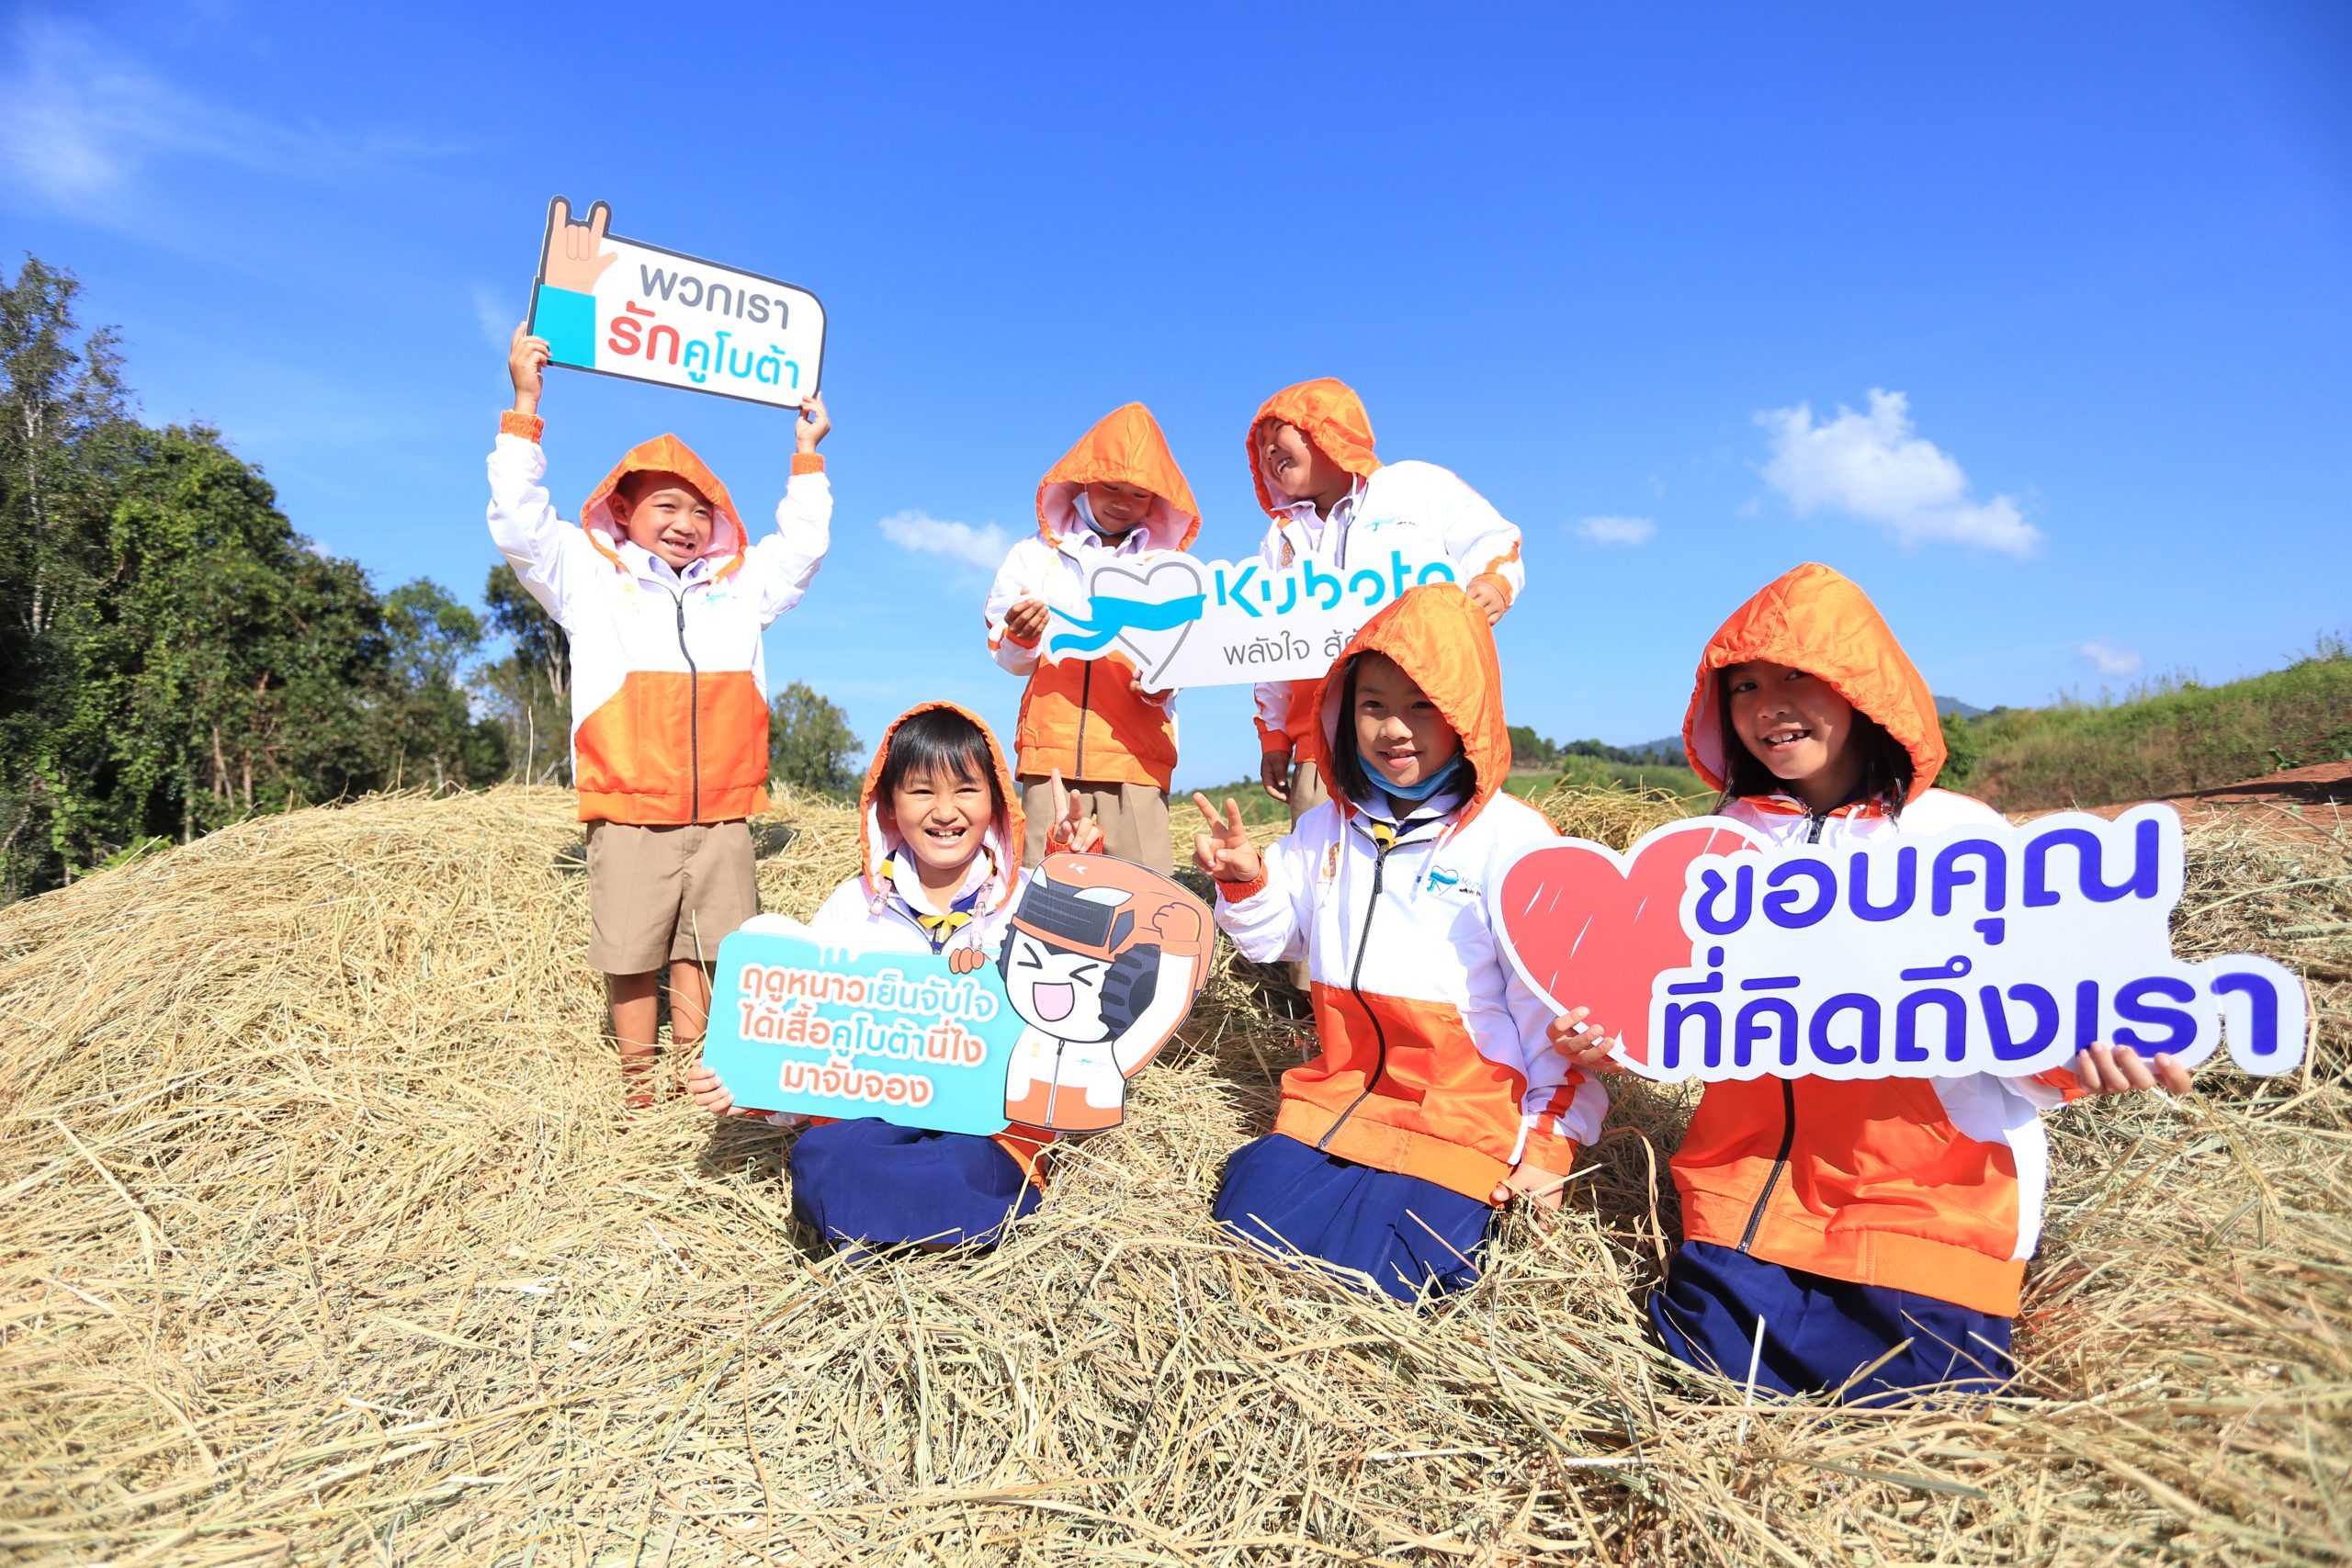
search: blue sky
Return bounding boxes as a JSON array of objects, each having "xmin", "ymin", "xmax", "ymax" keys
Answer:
[{"xmin": 3, "ymin": 1, "xmax": 2346, "ymax": 789}]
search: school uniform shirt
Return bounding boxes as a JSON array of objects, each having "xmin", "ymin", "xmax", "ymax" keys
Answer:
[
  {"xmin": 983, "ymin": 403, "xmax": 1200, "ymax": 791},
  {"xmin": 1242, "ymin": 379, "xmax": 1527, "ymax": 756},
  {"xmin": 1671, "ymin": 562, "xmax": 2081, "ymax": 1315},
  {"xmin": 1214, "ymin": 584, "xmax": 1603, "ymax": 1203},
  {"xmin": 486, "ymin": 417, "xmax": 831, "ymax": 824}
]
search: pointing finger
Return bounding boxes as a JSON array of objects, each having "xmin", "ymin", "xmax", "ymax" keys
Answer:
[
  {"xmin": 1192, "ymin": 792, "xmax": 1218, "ymax": 827},
  {"xmin": 1224, "ymin": 797, "xmax": 1246, "ymax": 837}
]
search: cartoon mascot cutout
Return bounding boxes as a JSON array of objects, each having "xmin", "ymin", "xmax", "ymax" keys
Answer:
[{"xmin": 997, "ymin": 852, "xmax": 1211, "ymax": 1133}]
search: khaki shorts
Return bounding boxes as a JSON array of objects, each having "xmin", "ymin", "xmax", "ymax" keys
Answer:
[
  {"xmin": 1019, "ymin": 777, "xmax": 1172, "ymax": 874},
  {"xmin": 585, "ymin": 819, "xmax": 760, "ymax": 974}
]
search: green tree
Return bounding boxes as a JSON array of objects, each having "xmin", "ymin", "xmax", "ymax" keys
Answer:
[
  {"xmin": 1939, "ymin": 710, "xmax": 1980, "ymax": 789},
  {"xmin": 769, "ymin": 682, "xmax": 862, "ymax": 795},
  {"xmin": 382, "ymin": 580, "xmax": 503, "ymax": 791},
  {"xmin": 1508, "ymin": 724, "xmax": 1558, "ymax": 769},
  {"xmin": 476, "ymin": 563, "xmax": 571, "ymax": 784}
]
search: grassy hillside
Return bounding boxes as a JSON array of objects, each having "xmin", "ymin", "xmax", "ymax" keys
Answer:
[{"xmin": 1966, "ymin": 640, "xmax": 2352, "ymax": 811}]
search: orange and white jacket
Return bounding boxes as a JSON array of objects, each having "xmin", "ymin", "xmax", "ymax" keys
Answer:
[
  {"xmin": 487, "ymin": 415, "xmax": 831, "ymax": 824},
  {"xmin": 1672, "ymin": 562, "xmax": 2077, "ymax": 1315},
  {"xmin": 747, "ymin": 702, "xmax": 1055, "ymax": 1184},
  {"xmin": 1214, "ymin": 585, "xmax": 1602, "ymax": 1202},
  {"xmin": 1244, "ymin": 379, "xmax": 1527, "ymax": 754},
  {"xmin": 983, "ymin": 404, "xmax": 1200, "ymax": 790}
]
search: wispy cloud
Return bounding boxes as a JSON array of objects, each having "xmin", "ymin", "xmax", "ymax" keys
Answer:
[
  {"xmin": 472, "ymin": 284, "xmax": 519, "ymax": 352},
  {"xmin": 1756, "ymin": 389, "xmax": 2040, "ymax": 558},
  {"xmin": 879, "ymin": 510, "xmax": 1010, "ymax": 571},
  {"xmin": 1574, "ymin": 515, "xmax": 1656, "ymax": 547},
  {"xmin": 2076, "ymin": 639, "xmax": 2144, "ymax": 678},
  {"xmin": 0, "ymin": 15, "xmax": 445, "ymax": 226}
]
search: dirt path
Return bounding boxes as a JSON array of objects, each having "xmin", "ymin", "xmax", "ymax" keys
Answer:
[{"xmin": 2031, "ymin": 758, "xmax": 2351, "ymax": 837}]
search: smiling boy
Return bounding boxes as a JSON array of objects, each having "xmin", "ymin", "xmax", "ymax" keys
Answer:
[{"xmin": 490, "ymin": 324, "xmax": 832, "ymax": 1108}]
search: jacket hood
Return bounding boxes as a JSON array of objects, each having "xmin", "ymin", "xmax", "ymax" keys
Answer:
[
  {"xmin": 1682, "ymin": 562, "xmax": 1945, "ymax": 804},
  {"xmin": 1247, "ymin": 378, "xmax": 1382, "ymax": 519},
  {"xmin": 580, "ymin": 434, "xmax": 747, "ymax": 578},
  {"xmin": 1035, "ymin": 403, "xmax": 1200, "ymax": 553},
  {"xmin": 1309, "ymin": 582, "xmax": 1512, "ymax": 829},
  {"xmin": 857, "ymin": 701, "xmax": 1024, "ymax": 913}
]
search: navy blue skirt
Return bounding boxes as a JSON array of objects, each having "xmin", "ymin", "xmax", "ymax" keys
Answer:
[
  {"xmin": 1650, "ymin": 1240, "xmax": 2016, "ymax": 1406},
  {"xmin": 787, "ymin": 1118, "xmax": 1039, "ymax": 1253},
  {"xmin": 1212, "ymin": 1133, "xmax": 1495, "ymax": 1304}
]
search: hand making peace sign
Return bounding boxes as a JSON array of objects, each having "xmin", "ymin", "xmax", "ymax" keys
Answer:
[{"xmin": 1191, "ymin": 794, "xmax": 1262, "ymax": 884}]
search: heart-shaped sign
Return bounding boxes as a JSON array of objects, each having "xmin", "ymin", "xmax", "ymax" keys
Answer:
[
  {"xmin": 1081, "ymin": 556, "xmax": 1205, "ymax": 686},
  {"xmin": 1490, "ymin": 817, "xmax": 1765, "ymax": 1078}
]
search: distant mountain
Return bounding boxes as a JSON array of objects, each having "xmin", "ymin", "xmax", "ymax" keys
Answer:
[{"xmin": 1935, "ymin": 695, "xmax": 1992, "ymax": 719}]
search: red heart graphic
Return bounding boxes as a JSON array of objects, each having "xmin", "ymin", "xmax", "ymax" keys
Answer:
[{"xmin": 1494, "ymin": 818, "xmax": 1763, "ymax": 1077}]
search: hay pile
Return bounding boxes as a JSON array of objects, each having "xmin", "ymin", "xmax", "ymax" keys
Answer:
[{"xmin": 0, "ymin": 785, "xmax": 2345, "ymax": 1565}]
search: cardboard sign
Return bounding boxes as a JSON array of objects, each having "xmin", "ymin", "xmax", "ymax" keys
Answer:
[
  {"xmin": 1491, "ymin": 807, "xmax": 2307, "ymax": 1084},
  {"xmin": 525, "ymin": 197, "xmax": 825, "ymax": 410},
  {"xmin": 702, "ymin": 853, "xmax": 1212, "ymax": 1134},
  {"xmin": 1040, "ymin": 548, "xmax": 1460, "ymax": 690}
]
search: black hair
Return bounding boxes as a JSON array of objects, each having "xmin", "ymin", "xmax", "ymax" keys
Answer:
[
  {"xmin": 877, "ymin": 707, "xmax": 1000, "ymax": 809},
  {"xmin": 1712, "ymin": 668, "xmax": 1915, "ymax": 818},
  {"xmin": 1324, "ymin": 658, "xmax": 1378, "ymax": 804}
]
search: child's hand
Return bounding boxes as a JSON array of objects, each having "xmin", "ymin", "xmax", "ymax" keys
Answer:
[
  {"xmin": 1546, "ymin": 1007, "xmax": 1620, "ymax": 1070},
  {"xmin": 795, "ymin": 391, "xmax": 831, "ymax": 453},
  {"xmin": 1260, "ymin": 749, "xmax": 1292, "ymax": 803},
  {"xmin": 1191, "ymin": 794, "xmax": 1263, "ymax": 884},
  {"xmin": 1464, "ymin": 576, "xmax": 1510, "ymax": 625},
  {"xmin": 949, "ymin": 945, "xmax": 989, "ymax": 975},
  {"xmin": 508, "ymin": 322, "xmax": 551, "ymax": 414},
  {"xmin": 1493, "ymin": 1162, "xmax": 1572, "ymax": 1212},
  {"xmin": 684, "ymin": 1060, "xmax": 740, "ymax": 1117},
  {"xmin": 1004, "ymin": 597, "xmax": 1050, "ymax": 644},
  {"xmin": 1044, "ymin": 769, "xmax": 1102, "ymax": 854},
  {"xmin": 1130, "ymin": 678, "xmax": 1175, "ymax": 706},
  {"xmin": 2072, "ymin": 1041, "xmax": 2193, "ymax": 1097}
]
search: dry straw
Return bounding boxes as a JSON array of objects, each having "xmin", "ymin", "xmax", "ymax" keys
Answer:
[{"xmin": 0, "ymin": 784, "xmax": 2344, "ymax": 1564}]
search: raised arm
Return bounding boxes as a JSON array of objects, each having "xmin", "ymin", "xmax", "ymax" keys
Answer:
[
  {"xmin": 485, "ymin": 323, "xmax": 600, "ymax": 628},
  {"xmin": 747, "ymin": 392, "xmax": 833, "ymax": 625},
  {"xmin": 985, "ymin": 539, "xmax": 1051, "ymax": 676}
]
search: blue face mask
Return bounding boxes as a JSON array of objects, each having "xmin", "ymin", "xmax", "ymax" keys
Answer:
[{"xmin": 1375, "ymin": 752, "xmax": 1466, "ymax": 802}]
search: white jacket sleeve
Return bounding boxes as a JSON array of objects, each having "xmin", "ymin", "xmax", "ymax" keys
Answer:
[
  {"xmin": 486, "ymin": 434, "xmax": 604, "ymax": 632},
  {"xmin": 984, "ymin": 537, "xmax": 1049, "ymax": 676},
  {"xmin": 745, "ymin": 469, "xmax": 832, "ymax": 626},
  {"xmin": 1210, "ymin": 808, "xmax": 1325, "ymax": 965},
  {"xmin": 1437, "ymin": 468, "xmax": 1525, "ymax": 604}
]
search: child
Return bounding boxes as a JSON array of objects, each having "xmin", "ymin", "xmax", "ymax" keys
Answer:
[
  {"xmin": 685, "ymin": 704, "xmax": 1101, "ymax": 1253},
  {"xmin": 985, "ymin": 402, "xmax": 1200, "ymax": 874},
  {"xmin": 490, "ymin": 324, "xmax": 831, "ymax": 1108},
  {"xmin": 1193, "ymin": 582, "xmax": 1600, "ymax": 1303},
  {"xmin": 1243, "ymin": 378, "xmax": 1527, "ymax": 824},
  {"xmin": 1555, "ymin": 561, "xmax": 2192, "ymax": 1403}
]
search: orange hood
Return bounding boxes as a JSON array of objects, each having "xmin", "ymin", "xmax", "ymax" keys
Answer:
[
  {"xmin": 1309, "ymin": 582, "xmax": 1512, "ymax": 829},
  {"xmin": 856, "ymin": 702, "xmax": 1025, "ymax": 912},
  {"xmin": 1681, "ymin": 562, "xmax": 1946, "ymax": 805},
  {"xmin": 1246, "ymin": 378, "xmax": 1383, "ymax": 519},
  {"xmin": 579, "ymin": 434, "xmax": 748, "ymax": 577},
  {"xmin": 1035, "ymin": 403, "xmax": 1200, "ymax": 553}
]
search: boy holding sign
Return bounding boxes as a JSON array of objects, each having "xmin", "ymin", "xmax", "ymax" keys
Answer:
[
  {"xmin": 1554, "ymin": 564, "xmax": 2192, "ymax": 1404},
  {"xmin": 985, "ymin": 403, "xmax": 1202, "ymax": 873},
  {"xmin": 1245, "ymin": 378, "xmax": 1526, "ymax": 818},
  {"xmin": 491, "ymin": 325, "xmax": 832, "ymax": 1109}
]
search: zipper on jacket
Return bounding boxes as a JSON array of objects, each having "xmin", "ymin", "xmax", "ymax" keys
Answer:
[
  {"xmin": 1315, "ymin": 830, "xmax": 1395, "ymax": 1152},
  {"xmin": 672, "ymin": 591, "xmax": 700, "ymax": 822},
  {"xmin": 1735, "ymin": 809, "xmax": 1828, "ymax": 1252},
  {"xmin": 1073, "ymin": 661, "xmax": 1091, "ymax": 780}
]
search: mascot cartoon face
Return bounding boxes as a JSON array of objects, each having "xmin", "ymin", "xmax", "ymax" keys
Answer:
[
  {"xmin": 997, "ymin": 853, "xmax": 1210, "ymax": 1134},
  {"xmin": 997, "ymin": 876, "xmax": 1161, "ymax": 1043}
]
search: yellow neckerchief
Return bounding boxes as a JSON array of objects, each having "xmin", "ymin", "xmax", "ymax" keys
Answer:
[{"xmin": 876, "ymin": 846, "xmax": 997, "ymax": 952}]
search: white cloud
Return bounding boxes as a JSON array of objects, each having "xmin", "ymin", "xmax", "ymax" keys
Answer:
[
  {"xmin": 2077, "ymin": 639, "xmax": 2144, "ymax": 678},
  {"xmin": 0, "ymin": 17, "xmax": 445, "ymax": 223},
  {"xmin": 1756, "ymin": 389, "xmax": 2041, "ymax": 558},
  {"xmin": 878, "ymin": 510, "xmax": 1011, "ymax": 571},
  {"xmin": 1574, "ymin": 515, "xmax": 1656, "ymax": 547},
  {"xmin": 471, "ymin": 284, "xmax": 518, "ymax": 352}
]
